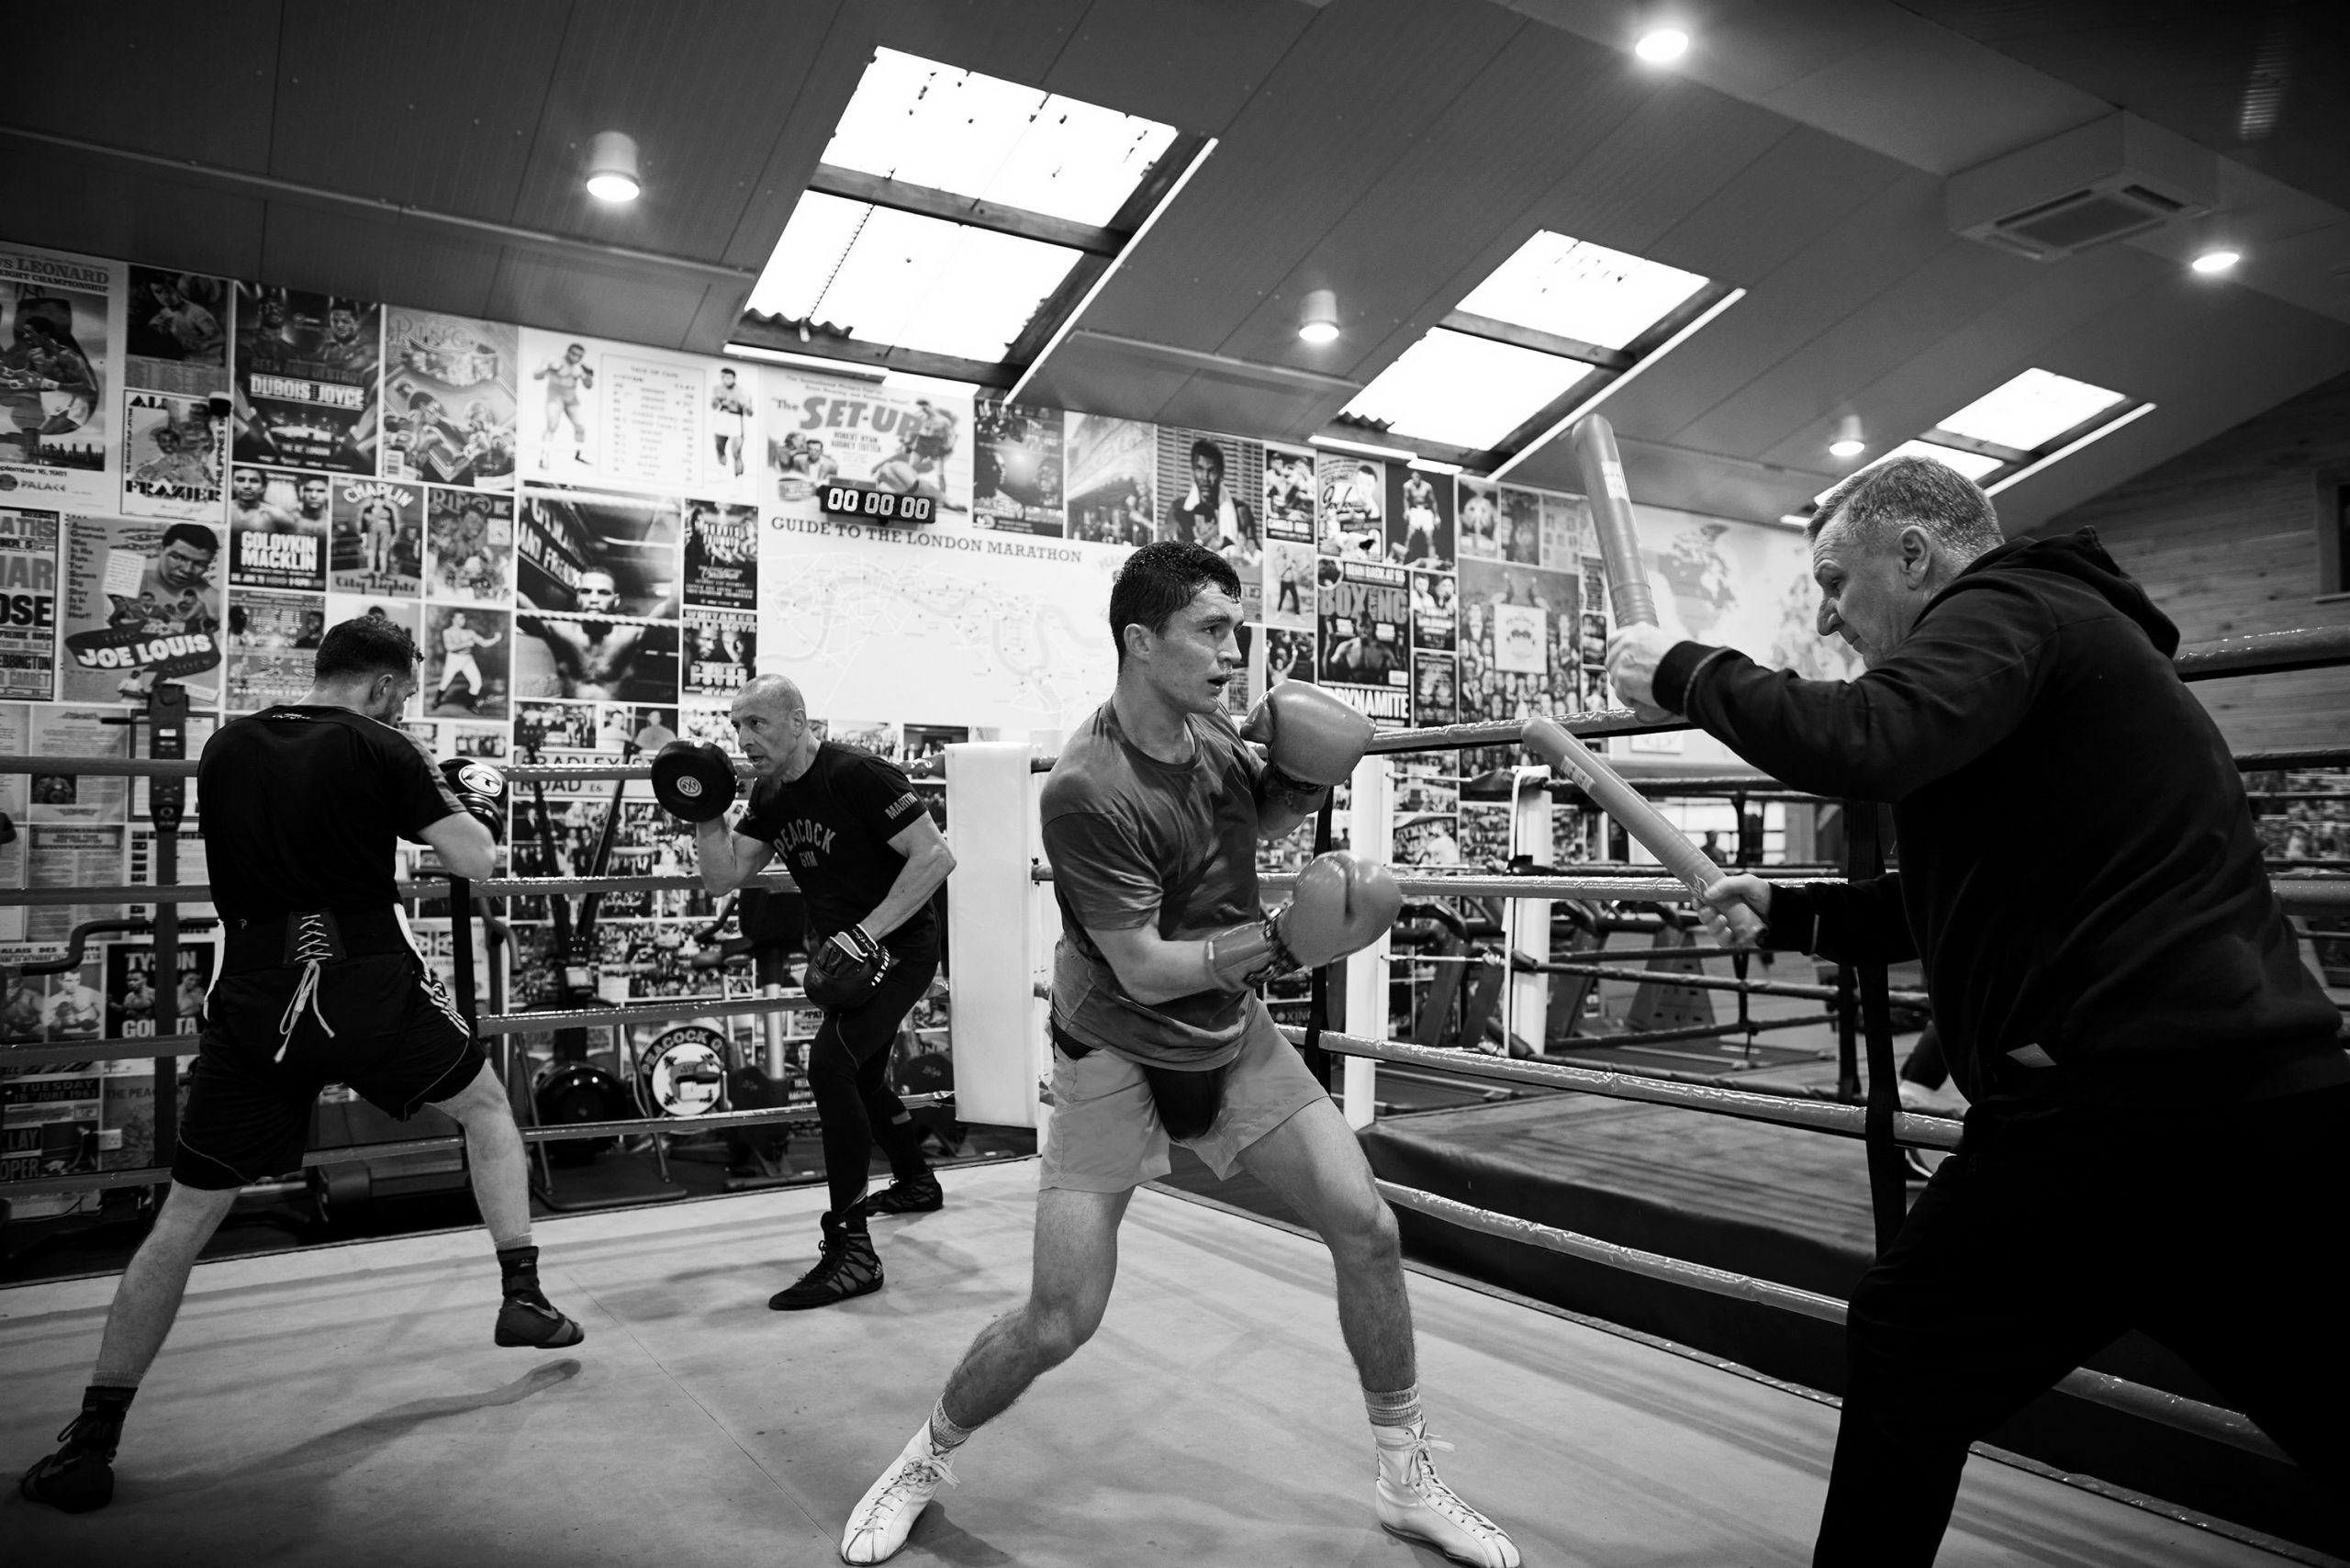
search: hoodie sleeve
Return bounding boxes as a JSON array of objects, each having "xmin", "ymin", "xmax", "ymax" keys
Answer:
[
  {"xmin": 1764, "ymin": 876, "xmax": 1918, "ymax": 965},
  {"xmin": 1659, "ymin": 577, "xmax": 2059, "ymax": 801}
]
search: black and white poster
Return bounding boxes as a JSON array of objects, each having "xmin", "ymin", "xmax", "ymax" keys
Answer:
[
  {"xmin": 973, "ymin": 398, "xmax": 1064, "ymax": 535},
  {"xmin": 1063, "ymin": 413, "xmax": 1155, "ymax": 546},
  {"xmin": 682, "ymin": 606, "xmax": 755, "ymax": 698},
  {"xmin": 424, "ymin": 487, "xmax": 513, "ymax": 606},
  {"xmin": 514, "ymin": 489, "xmax": 679, "ymax": 704},
  {"xmin": 1388, "ymin": 466, "xmax": 1454, "ymax": 569},
  {"xmin": 0, "ymin": 244, "xmax": 119, "ymax": 509},
  {"xmin": 1261, "ymin": 442, "xmax": 1316, "ymax": 544},
  {"xmin": 120, "ymin": 391, "xmax": 223, "ymax": 521},
  {"xmin": 231, "ymin": 285, "xmax": 381, "ymax": 475},
  {"xmin": 682, "ymin": 500, "xmax": 756, "ymax": 609},
  {"xmin": 328, "ymin": 476, "xmax": 422, "ymax": 597},
  {"xmin": 1317, "ymin": 557, "xmax": 1409, "ymax": 727},
  {"xmin": 384, "ymin": 307, "xmax": 519, "ymax": 489},
  {"xmin": 1316, "ymin": 452, "xmax": 1383, "ymax": 559},
  {"xmin": 126, "ymin": 267, "xmax": 230, "ymax": 396},
  {"xmin": 424, "ymin": 603, "xmax": 512, "ymax": 719}
]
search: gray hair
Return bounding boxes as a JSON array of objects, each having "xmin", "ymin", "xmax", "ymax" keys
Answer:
[{"xmin": 1810, "ymin": 454, "xmax": 2003, "ymax": 559}]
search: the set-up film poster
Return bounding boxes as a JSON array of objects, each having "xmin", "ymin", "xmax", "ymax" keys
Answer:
[
  {"xmin": 383, "ymin": 307, "xmax": 520, "ymax": 489},
  {"xmin": 1458, "ymin": 557, "xmax": 1579, "ymax": 728},
  {"xmin": 0, "ymin": 508, "xmax": 60, "ymax": 701},
  {"xmin": 57, "ymin": 512, "xmax": 223, "ymax": 705},
  {"xmin": 1317, "ymin": 557, "xmax": 1410, "ymax": 728},
  {"xmin": 512, "ymin": 488, "xmax": 678, "ymax": 706},
  {"xmin": 764, "ymin": 367, "xmax": 970, "ymax": 521},
  {"xmin": 1261, "ymin": 442, "xmax": 1316, "ymax": 545},
  {"xmin": 226, "ymin": 465, "xmax": 331, "ymax": 594},
  {"xmin": 1063, "ymin": 412, "xmax": 1154, "ymax": 545},
  {"xmin": 1388, "ymin": 466, "xmax": 1454, "ymax": 570},
  {"xmin": 1, "ymin": 243, "xmax": 124, "ymax": 510},
  {"xmin": 515, "ymin": 329, "xmax": 760, "ymax": 506},
  {"xmin": 1316, "ymin": 450, "xmax": 1383, "ymax": 559},
  {"xmin": 231, "ymin": 285, "xmax": 381, "ymax": 475},
  {"xmin": 972, "ymin": 398, "xmax": 1064, "ymax": 535}
]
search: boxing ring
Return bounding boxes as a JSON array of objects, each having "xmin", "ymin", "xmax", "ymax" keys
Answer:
[{"xmin": 2, "ymin": 623, "xmax": 2346, "ymax": 1563}]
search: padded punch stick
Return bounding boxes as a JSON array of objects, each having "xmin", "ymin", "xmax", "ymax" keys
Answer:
[{"xmin": 1570, "ymin": 413, "xmax": 1656, "ymax": 629}]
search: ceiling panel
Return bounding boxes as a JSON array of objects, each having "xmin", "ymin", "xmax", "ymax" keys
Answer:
[
  {"xmin": 1043, "ymin": 0, "xmax": 1325, "ymax": 136},
  {"xmin": 874, "ymin": 0, "xmax": 1093, "ymax": 84},
  {"xmin": 17, "ymin": 4, "xmax": 285, "ymax": 173},
  {"xmin": 0, "ymin": 142, "xmax": 268, "ymax": 283},
  {"xmin": 485, "ymin": 250, "xmax": 718, "ymax": 348},
  {"xmin": 267, "ymin": 1, "xmax": 568, "ymax": 220}
]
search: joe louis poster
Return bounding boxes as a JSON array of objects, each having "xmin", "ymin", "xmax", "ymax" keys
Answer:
[
  {"xmin": 59, "ymin": 513, "xmax": 222, "ymax": 704},
  {"xmin": 232, "ymin": 284, "xmax": 381, "ymax": 474},
  {"xmin": 1317, "ymin": 557, "xmax": 1410, "ymax": 727},
  {"xmin": 384, "ymin": 308, "xmax": 518, "ymax": 488},
  {"xmin": 1, "ymin": 243, "xmax": 119, "ymax": 509}
]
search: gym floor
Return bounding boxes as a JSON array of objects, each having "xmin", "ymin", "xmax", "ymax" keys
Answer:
[{"xmin": 0, "ymin": 1161, "xmax": 2309, "ymax": 1567}]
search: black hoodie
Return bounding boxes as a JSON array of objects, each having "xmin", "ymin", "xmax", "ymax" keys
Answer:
[{"xmin": 1652, "ymin": 529, "xmax": 2345, "ymax": 1109}]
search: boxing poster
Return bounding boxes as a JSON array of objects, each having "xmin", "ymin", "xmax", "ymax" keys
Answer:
[
  {"xmin": 1412, "ymin": 650, "xmax": 1457, "ymax": 729},
  {"xmin": 1264, "ymin": 627, "xmax": 1315, "ymax": 687},
  {"xmin": 1458, "ymin": 557, "xmax": 1578, "ymax": 728},
  {"xmin": 1388, "ymin": 466, "xmax": 1454, "ymax": 570},
  {"xmin": 1456, "ymin": 478, "xmax": 1500, "ymax": 561},
  {"xmin": 120, "ymin": 391, "xmax": 224, "ymax": 520},
  {"xmin": 1316, "ymin": 452, "xmax": 1383, "ymax": 559},
  {"xmin": 1317, "ymin": 558, "xmax": 1410, "ymax": 727},
  {"xmin": 1500, "ymin": 486, "xmax": 1545, "ymax": 565},
  {"xmin": 682, "ymin": 500, "xmax": 757, "ymax": 609},
  {"xmin": 424, "ymin": 602, "xmax": 512, "ymax": 719},
  {"xmin": 423, "ymin": 487, "xmax": 514, "ymax": 606},
  {"xmin": 1224, "ymin": 623, "xmax": 1256, "ymax": 717},
  {"xmin": 57, "ymin": 512, "xmax": 222, "ymax": 705},
  {"xmin": 1410, "ymin": 569, "xmax": 1457, "ymax": 652},
  {"xmin": 517, "ymin": 329, "xmax": 757, "ymax": 504},
  {"xmin": 682, "ymin": 606, "xmax": 755, "ymax": 698},
  {"xmin": 513, "ymin": 488, "xmax": 679, "ymax": 704},
  {"xmin": 383, "ymin": 308, "xmax": 519, "ymax": 489},
  {"xmin": 764, "ymin": 368, "xmax": 971, "ymax": 520},
  {"xmin": 1155, "ymin": 428, "xmax": 1262, "ymax": 550},
  {"xmin": 707, "ymin": 364, "xmax": 759, "ymax": 496},
  {"xmin": 328, "ymin": 476, "xmax": 422, "ymax": 597},
  {"xmin": 0, "ymin": 509, "xmax": 59, "ymax": 700},
  {"xmin": 226, "ymin": 588, "xmax": 324, "ymax": 712},
  {"xmin": 226, "ymin": 465, "xmax": 331, "ymax": 593},
  {"xmin": 1261, "ymin": 442, "xmax": 1316, "ymax": 544},
  {"xmin": 231, "ymin": 284, "xmax": 381, "ymax": 475},
  {"xmin": 0, "ymin": 243, "xmax": 122, "ymax": 510},
  {"xmin": 1062, "ymin": 413, "xmax": 1154, "ymax": 546},
  {"xmin": 972, "ymin": 398, "xmax": 1064, "ymax": 535},
  {"xmin": 1540, "ymin": 490, "xmax": 1594, "ymax": 572},
  {"xmin": 1263, "ymin": 540, "xmax": 1315, "ymax": 631},
  {"xmin": 125, "ymin": 266, "xmax": 230, "ymax": 397}
]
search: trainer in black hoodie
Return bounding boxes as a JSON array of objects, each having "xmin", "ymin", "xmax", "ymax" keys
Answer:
[{"xmin": 1651, "ymin": 528, "xmax": 2344, "ymax": 1109}]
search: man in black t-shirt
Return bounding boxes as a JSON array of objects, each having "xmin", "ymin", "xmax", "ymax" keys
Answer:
[
  {"xmin": 20, "ymin": 618, "xmax": 582, "ymax": 1518},
  {"xmin": 691, "ymin": 675, "xmax": 957, "ymax": 1311}
]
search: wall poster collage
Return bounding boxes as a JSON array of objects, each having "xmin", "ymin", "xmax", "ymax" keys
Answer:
[{"xmin": 0, "ymin": 232, "xmax": 1830, "ymax": 1204}]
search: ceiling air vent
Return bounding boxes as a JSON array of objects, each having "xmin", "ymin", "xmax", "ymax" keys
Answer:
[{"xmin": 1949, "ymin": 114, "xmax": 2215, "ymax": 263}]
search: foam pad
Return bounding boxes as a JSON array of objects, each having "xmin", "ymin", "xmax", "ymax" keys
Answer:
[{"xmin": 651, "ymin": 740, "xmax": 737, "ymax": 823}]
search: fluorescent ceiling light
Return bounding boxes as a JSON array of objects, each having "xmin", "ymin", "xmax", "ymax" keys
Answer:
[
  {"xmin": 1814, "ymin": 439, "xmax": 2004, "ymax": 504},
  {"xmin": 1342, "ymin": 330, "xmax": 1594, "ymax": 450},
  {"xmin": 748, "ymin": 192, "xmax": 1082, "ymax": 363},
  {"xmin": 1938, "ymin": 368, "xmax": 2127, "ymax": 452},
  {"xmin": 1457, "ymin": 230, "xmax": 1709, "ymax": 351},
  {"xmin": 1635, "ymin": 29, "xmax": 1690, "ymax": 62},
  {"xmin": 2190, "ymin": 248, "xmax": 2241, "ymax": 274},
  {"xmin": 822, "ymin": 48, "xmax": 1177, "ymax": 228},
  {"xmin": 1310, "ymin": 433, "xmax": 1419, "ymax": 462}
]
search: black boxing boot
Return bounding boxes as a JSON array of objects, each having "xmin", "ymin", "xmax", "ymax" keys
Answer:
[
  {"xmin": 493, "ymin": 1244, "xmax": 586, "ymax": 1348},
  {"xmin": 20, "ymin": 1386, "xmax": 134, "ymax": 1513},
  {"xmin": 768, "ymin": 1211, "xmax": 882, "ymax": 1311}
]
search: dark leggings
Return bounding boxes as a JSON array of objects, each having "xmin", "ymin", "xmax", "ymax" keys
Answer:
[{"xmin": 807, "ymin": 950, "xmax": 938, "ymax": 1224}]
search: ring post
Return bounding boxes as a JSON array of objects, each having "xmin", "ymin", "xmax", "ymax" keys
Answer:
[
  {"xmin": 1340, "ymin": 753, "xmax": 1393, "ymax": 1128},
  {"xmin": 944, "ymin": 742, "xmax": 1048, "ymax": 1128},
  {"xmin": 1506, "ymin": 766, "xmax": 1554, "ymax": 1056}
]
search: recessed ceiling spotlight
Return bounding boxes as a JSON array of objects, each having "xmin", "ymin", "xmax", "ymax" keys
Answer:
[
  {"xmin": 2190, "ymin": 248, "xmax": 2241, "ymax": 274},
  {"xmin": 1828, "ymin": 413, "xmax": 1866, "ymax": 459},
  {"xmin": 1635, "ymin": 28, "xmax": 1689, "ymax": 62},
  {"xmin": 1299, "ymin": 287, "xmax": 1341, "ymax": 344},
  {"xmin": 584, "ymin": 130, "xmax": 642, "ymax": 203}
]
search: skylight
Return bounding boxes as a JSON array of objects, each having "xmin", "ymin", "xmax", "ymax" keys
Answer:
[
  {"xmin": 749, "ymin": 194, "xmax": 1082, "ymax": 363},
  {"xmin": 1343, "ymin": 331, "xmax": 1595, "ymax": 451},
  {"xmin": 1935, "ymin": 368, "xmax": 2127, "ymax": 452},
  {"xmin": 822, "ymin": 49, "xmax": 1178, "ymax": 227},
  {"xmin": 1815, "ymin": 439, "xmax": 2006, "ymax": 504},
  {"xmin": 1455, "ymin": 231, "xmax": 1710, "ymax": 350}
]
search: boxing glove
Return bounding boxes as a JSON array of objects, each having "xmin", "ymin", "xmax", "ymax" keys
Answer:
[
  {"xmin": 1205, "ymin": 851, "xmax": 1402, "ymax": 989},
  {"xmin": 651, "ymin": 740, "xmax": 738, "ymax": 823},
  {"xmin": 1243, "ymin": 681, "xmax": 1375, "ymax": 792},
  {"xmin": 441, "ymin": 759, "xmax": 508, "ymax": 840}
]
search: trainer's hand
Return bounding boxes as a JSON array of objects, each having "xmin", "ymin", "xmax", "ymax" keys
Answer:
[
  {"xmin": 1274, "ymin": 852, "xmax": 1403, "ymax": 968},
  {"xmin": 1695, "ymin": 874, "xmax": 1772, "ymax": 947},
  {"xmin": 1243, "ymin": 681, "xmax": 1373, "ymax": 790},
  {"xmin": 1605, "ymin": 622, "xmax": 1679, "ymax": 722}
]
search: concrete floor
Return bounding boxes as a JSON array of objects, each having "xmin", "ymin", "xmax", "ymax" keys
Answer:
[{"xmin": 0, "ymin": 1161, "xmax": 2314, "ymax": 1568}]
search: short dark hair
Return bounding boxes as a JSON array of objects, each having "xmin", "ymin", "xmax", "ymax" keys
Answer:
[
  {"xmin": 1188, "ymin": 437, "xmax": 1224, "ymax": 478},
  {"xmin": 1108, "ymin": 541, "xmax": 1241, "ymax": 665},
  {"xmin": 316, "ymin": 615, "xmax": 420, "ymax": 681},
  {"xmin": 159, "ymin": 522, "xmax": 218, "ymax": 556},
  {"xmin": 1810, "ymin": 455, "xmax": 2002, "ymax": 557}
]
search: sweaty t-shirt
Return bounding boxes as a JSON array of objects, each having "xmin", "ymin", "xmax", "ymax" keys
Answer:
[
  {"xmin": 735, "ymin": 742, "xmax": 936, "ymax": 956},
  {"xmin": 201, "ymin": 705, "xmax": 465, "ymax": 919},
  {"xmin": 1041, "ymin": 701, "xmax": 1278, "ymax": 1070}
]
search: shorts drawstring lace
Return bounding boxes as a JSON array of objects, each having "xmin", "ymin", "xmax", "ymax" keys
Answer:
[{"xmin": 275, "ymin": 914, "xmax": 339, "ymax": 1061}]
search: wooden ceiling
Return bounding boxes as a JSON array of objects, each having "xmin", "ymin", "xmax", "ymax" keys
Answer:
[{"xmin": 8, "ymin": 0, "xmax": 2349, "ymax": 532}]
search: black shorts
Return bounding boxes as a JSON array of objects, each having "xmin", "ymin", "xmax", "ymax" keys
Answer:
[{"xmin": 173, "ymin": 950, "xmax": 482, "ymax": 1190}]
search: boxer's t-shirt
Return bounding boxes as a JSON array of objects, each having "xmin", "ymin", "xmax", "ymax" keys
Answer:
[
  {"xmin": 1041, "ymin": 701, "xmax": 1280, "ymax": 1070},
  {"xmin": 738, "ymin": 743, "xmax": 936, "ymax": 957}
]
